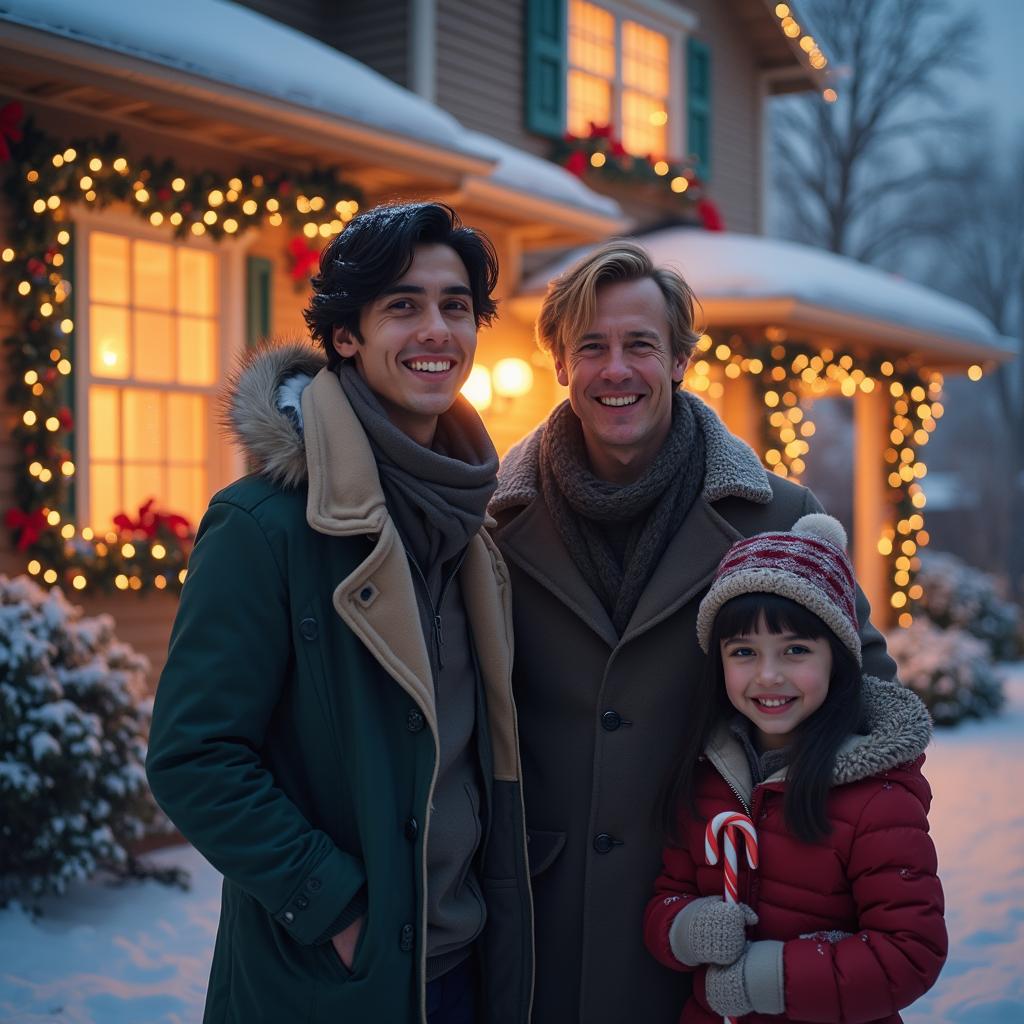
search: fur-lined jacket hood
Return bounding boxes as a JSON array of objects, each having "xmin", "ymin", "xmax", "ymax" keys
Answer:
[
  {"xmin": 490, "ymin": 394, "xmax": 775, "ymax": 517},
  {"xmin": 222, "ymin": 341, "xmax": 326, "ymax": 490},
  {"xmin": 706, "ymin": 676, "xmax": 934, "ymax": 807}
]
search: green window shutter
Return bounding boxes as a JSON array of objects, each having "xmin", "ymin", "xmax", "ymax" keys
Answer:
[
  {"xmin": 687, "ymin": 37, "xmax": 711, "ymax": 180},
  {"xmin": 246, "ymin": 256, "xmax": 273, "ymax": 348},
  {"xmin": 525, "ymin": 0, "xmax": 566, "ymax": 138}
]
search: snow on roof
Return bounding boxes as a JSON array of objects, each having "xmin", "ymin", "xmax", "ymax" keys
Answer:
[
  {"xmin": 1, "ymin": 0, "xmax": 488, "ymax": 159},
  {"xmin": 523, "ymin": 228, "xmax": 1012, "ymax": 355},
  {"xmin": 463, "ymin": 131, "xmax": 622, "ymax": 220},
  {"xmin": 1, "ymin": 0, "xmax": 622, "ymax": 223}
]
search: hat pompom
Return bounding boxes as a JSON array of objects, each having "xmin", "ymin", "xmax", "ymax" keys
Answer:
[{"xmin": 791, "ymin": 513, "xmax": 848, "ymax": 551}]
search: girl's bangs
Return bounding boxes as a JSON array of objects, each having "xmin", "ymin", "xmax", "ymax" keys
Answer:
[{"xmin": 712, "ymin": 591, "xmax": 832, "ymax": 642}]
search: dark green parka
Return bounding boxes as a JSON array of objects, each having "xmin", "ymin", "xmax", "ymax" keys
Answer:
[{"xmin": 146, "ymin": 345, "xmax": 533, "ymax": 1023}]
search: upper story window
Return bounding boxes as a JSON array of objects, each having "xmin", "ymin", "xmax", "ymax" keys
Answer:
[
  {"xmin": 567, "ymin": 0, "xmax": 672, "ymax": 157},
  {"xmin": 526, "ymin": 0, "xmax": 709, "ymax": 174},
  {"xmin": 78, "ymin": 225, "xmax": 223, "ymax": 534}
]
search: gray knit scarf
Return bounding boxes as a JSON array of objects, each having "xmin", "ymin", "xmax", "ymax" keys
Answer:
[
  {"xmin": 337, "ymin": 363, "xmax": 499, "ymax": 577},
  {"xmin": 539, "ymin": 392, "xmax": 706, "ymax": 634}
]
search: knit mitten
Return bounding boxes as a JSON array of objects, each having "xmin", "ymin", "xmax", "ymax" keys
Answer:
[
  {"xmin": 705, "ymin": 940, "xmax": 786, "ymax": 1017},
  {"xmin": 668, "ymin": 896, "xmax": 759, "ymax": 966}
]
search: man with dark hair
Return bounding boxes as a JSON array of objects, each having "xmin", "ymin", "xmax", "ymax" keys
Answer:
[
  {"xmin": 147, "ymin": 202, "xmax": 532, "ymax": 1024},
  {"xmin": 490, "ymin": 240, "xmax": 896, "ymax": 1024}
]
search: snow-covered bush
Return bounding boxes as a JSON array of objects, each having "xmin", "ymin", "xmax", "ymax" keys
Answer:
[
  {"xmin": 913, "ymin": 550, "xmax": 1023, "ymax": 661},
  {"xmin": 0, "ymin": 575, "xmax": 177, "ymax": 909},
  {"xmin": 888, "ymin": 618, "xmax": 1005, "ymax": 726}
]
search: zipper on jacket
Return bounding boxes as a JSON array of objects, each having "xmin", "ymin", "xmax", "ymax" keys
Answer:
[{"xmin": 406, "ymin": 546, "xmax": 468, "ymax": 675}]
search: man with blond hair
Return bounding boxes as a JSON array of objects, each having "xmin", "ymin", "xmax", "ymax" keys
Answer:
[{"xmin": 490, "ymin": 240, "xmax": 896, "ymax": 1023}]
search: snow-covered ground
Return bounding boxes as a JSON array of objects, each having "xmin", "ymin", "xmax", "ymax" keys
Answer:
[{"xmin": 2, "ymin": 671, "xmax": 1023, "ymax": 1024}]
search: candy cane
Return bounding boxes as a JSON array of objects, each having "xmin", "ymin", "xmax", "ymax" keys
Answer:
[{"xmin": 705, "ymin": 811, "xmax": 759, "ymax": 1024}]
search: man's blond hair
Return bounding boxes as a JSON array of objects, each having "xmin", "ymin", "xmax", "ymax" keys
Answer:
[{"xmin": 536, "ymin": 240, "xmax": 701, "ymax": 372}]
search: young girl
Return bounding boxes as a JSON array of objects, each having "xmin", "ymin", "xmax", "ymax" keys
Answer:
[{"xmin": 644, "ymin": 514, "xmax": 946, "ymax": 1023}]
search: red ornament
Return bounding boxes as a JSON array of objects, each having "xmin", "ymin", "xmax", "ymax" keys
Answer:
[
  {"xmin": 278, "ymin": 180, "xmax": 293, "ymax": 197},
  {"xmin": 57, "ymin": 407, "xmax": 73, "ymax": 431},
  {"xmin": 157, "ymin": 187, "xmax": 172, "ymax": 201},
  {"xmin": 5, "ymin": 506, "xmax": 47, "ymax": 550},
  {"xmin": 697, "ymin": 198, "xmax": 724, "ymax": 232},
  {"xmin": 564, "ymin": 151, "xmax": 588, "ymax": 178},
  {"xmin": 0, "ymin": 101, "xmax": 23, "ymax": 162},
  {"xmin": 288, "ymin": 236, "xmax": 321, "ymax": 283},
  {"xmin": 27, "ymin": 258, "xmax": 47, "ymax": 278},
  {"xmin": 113, "ymin": 497, "xmax": 192, "ymax": 541}
]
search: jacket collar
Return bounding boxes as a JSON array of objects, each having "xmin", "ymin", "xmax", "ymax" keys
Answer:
[
  {"xmin": 491, "ymin": 395, "xmax": 772, "ymax": 648},
  {"xmin": 705, "ymin": 677, "xmax": 934, "ymax": 807},
  {"xmin": 490, "ymin": 394, "xmax": 774, "ymax": 517},
  {"xmin": 223, "ymin": 341, "xmax": 391, "ymax": 536}
]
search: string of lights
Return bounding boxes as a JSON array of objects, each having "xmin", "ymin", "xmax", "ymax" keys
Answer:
[{"xmin": 1, "ymin": 113, "xmax": 361, "ymax": 594}]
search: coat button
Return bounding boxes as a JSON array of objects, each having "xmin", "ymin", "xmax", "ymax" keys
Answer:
[
  {"xmin": 299, "ymin": 617, "xmax": 318, "ymax": 640},
  {"xmin": 306, "ymin": 877, "xmax": 321, "ymax": 892},
  {"xmin": 295, "ymin": 895, "xmax": 309, "ymax": 909},
  {"xmin": 283, "ymin": 910, "xmax": 295, "ymax": 923},
  {"xmin": 399, "ymin": 923, "xmax": 415, "ymax": 952},
  {"xmin": 601, "ymin": 710, "xmax": 622, "ymax": 731},
  {"xmin": 406, "ymin": 709, "xmax": 425, "ymax": 733},
  {"xmin": 404, "ymin": 817, "xmax": 418, "ymax": 841},
  {"xmin": 593, "ymin": 832, "xmax": 620, "ymax": 854}
]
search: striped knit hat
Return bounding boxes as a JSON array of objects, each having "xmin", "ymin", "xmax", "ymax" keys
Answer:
[{"xmin": 696, "ymin": 513, "xmax": 861, "ymax": 664}]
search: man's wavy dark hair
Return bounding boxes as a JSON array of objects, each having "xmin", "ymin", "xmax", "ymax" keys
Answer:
[{"xmin": 303, "ymin": 201, "xmax": 499, "ymax": 370}]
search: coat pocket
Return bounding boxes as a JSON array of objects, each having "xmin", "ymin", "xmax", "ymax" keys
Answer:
[{"xmin": 526, "ymin": 829, "xmax": 566, "ymax": 878}]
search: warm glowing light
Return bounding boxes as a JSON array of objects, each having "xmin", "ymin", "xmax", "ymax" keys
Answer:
[
  {"xmin": 22, "ymin": 410, "xmax": 37, "ymax": 426},
  {"xmin": 203, "ymin": 210, "xmax": 218, "ymax": 225},
  {"xmin": 492, "ymin": 358, "xmax": 534, "ymax": 398},
  {"xmin": 71, "ymin": 575, "xmax": 86, "ymax": 590},
  {"xmin": 122, "ymin": 543, "xmax": 136, "ymax": 558},
  {"xmin": 61, "ymin": 461, "xmax": 75, "ymax": 476},
  {"xmin": 60, "ymin": 318, "xmax": 74, "ymax": 333},
  {"xmin": 590, "ymin": 152, "xmax": 606, "ymax": 168},
  {"xmin": 670, "ymin": 176, "xmax": 689, "ymax": 193},
  {"xmin": 43, "ymin": 569, "xmax": 58, "ymax": 584},
  {"xmin": 61, "ymin": 524, "xmax": 75, "ymax": 539},
  {"xmin": 152, "ymin": 543, "xmax": 167, "ymax": 560},
  {"xmin": 154, "ymin": 575, "xmax": 168, "ymax": 590},
  {"xmin": 45, "ymin": 417, "xmax": 60, "ymax": 432},
  {"xmin": 208, "ymin": 189, "xmax": 224, "ymax": 207},
  {"xmin": 967, "ymin": 364, "xmax": 983, "ymax": 381},
  {"xmin": 650, "ymin": 110, "xmax": 668, "ymax": 126},
  {"xmin": 461, "ymin": 365, "xmax": 493, "ymax": 411},
  {"xmin": 653, "ymin": 160, "xmax": 669, "ymax": 175},
  {"xmin": 243, "ymin": 199, "xmax": 258, "ymax": 215},
  {"xmin": 46, "ymin": 510, "xmax": 61, "ymax": 526},
  {"xmin": 150, "ymin": 211, "xmax": 164, "ymax": 226},
  {"xmin": 27, "ymin": 560, "xmax": 41, "ymax": 575},
  {"xmin": 115, "ymin": 574, "xmax": 129, "ymax": 590},
  {"xmin": 1, "ymin": 247, "xmax": 13, "ymax": 262}
]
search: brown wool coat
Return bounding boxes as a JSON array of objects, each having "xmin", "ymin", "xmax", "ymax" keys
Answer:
[{"xmin": 490, "ymin": 400, "xmax": 897, "ymax": 1024}]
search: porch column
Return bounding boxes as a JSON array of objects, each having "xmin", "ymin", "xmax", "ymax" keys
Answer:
[{"xmin": 854, "ymin": 387, "xmax": 890, "ymax": 628}]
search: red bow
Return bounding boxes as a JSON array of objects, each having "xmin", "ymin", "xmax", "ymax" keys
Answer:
[
  {"xmin": 5, "ymin": 506, "xmax": 47, "ymax": 550},
  {"xmin": 114, "ymin": 498, "xmax": 192, "ymax": 540},
  {"xmin": 0, "ymin": 101, "xmax": 23, "ymax": 162},
  {"xmin": 564, "ymin": 150, "xmax": 588, "ymax": 177},
  {"xmin": 697, "ymin": 198, "xmax": 724, "ymax": 232},
  {"xmin": 288, "ymin": 236, "xmax": 321, "ymax": 283}
]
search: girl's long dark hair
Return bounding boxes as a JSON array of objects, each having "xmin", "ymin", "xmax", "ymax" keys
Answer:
[{"xmin": 663, "ymin": 592, "xmax": 865, "ymax": 845}]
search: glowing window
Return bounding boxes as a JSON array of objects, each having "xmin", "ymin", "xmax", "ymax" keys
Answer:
[
  {"xmin": 567, "ymin": 0, "xmax": 673, "ymax": 157},
  {"xmin": 83, "ymin": 229, "xmax": 219, "ymax": 533}
]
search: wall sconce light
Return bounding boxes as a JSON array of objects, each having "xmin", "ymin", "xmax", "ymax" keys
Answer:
[{"xmin": 461, "ymin": 358, "xmax": 534, "ymax": 412}]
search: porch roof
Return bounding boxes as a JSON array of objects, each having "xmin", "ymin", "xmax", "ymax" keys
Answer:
[
  {"xmin": 0, "ymin": 0, "xmax": 623, "ymax": 242},
  {"xmin": 516, "ymin": 229, "xmax": 1016, "ymax": 369}
]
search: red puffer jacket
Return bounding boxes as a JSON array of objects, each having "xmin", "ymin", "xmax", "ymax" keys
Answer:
[{"xmin": 644, "ymin": 679, "xmax": 947, "ymax": 1024}]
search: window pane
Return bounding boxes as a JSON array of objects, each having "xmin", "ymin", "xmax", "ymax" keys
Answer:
[
  {"xmin": 122, "ymin": 388, "xmax": 164, "ymax": 462},
  {"xmin": 133, "ymin": 311, "xmax": 176, "ymax": 383},
  {"xmin": 622, "ymin": 21, "xmax": 669, "ymax": 94},
  {"xmin": 168, "ymin": 466, "xmax": 208, "ymax": 530},
  {"xmin": 89, "ymin": 462, "xmax": 121, "ymax": 533},
  {"xmin": 89, "ymin": 386, "xmax": 121, "ymax": 460},
  {"xmin": 177, "ymin": 316, "xmax": 218, "ymax": 386},
  {"xmin": 89, "ymin": 232, "xmax": 129, "ymax": 305},
  {"xmin": 568, "ymin": 70, "xmax": 613, "ymax": 137},
  {"xmin": 177, "ymin": 248, "xmax": 217, "ymax": 316},
  {"xmin": 133, "ymin": 239, "xmax": 174, "ymax": 311},
  {"xmin": 90, "ymin": 304, "xmax": 130, "ymax": 379},
  {"xmin": 123, "ymin": 463, "xmax": 164, "ymax": 515},
  {"xmin": 167, "ymin": 393, "xmax": 207, "ymax": 463},
  {"xmin": 569, "ymin": 0, "xmax": 615, "ymax": 78},
  {"xmin": 622, "ymin": 90, "xmax": 669, "ymax": 157}
]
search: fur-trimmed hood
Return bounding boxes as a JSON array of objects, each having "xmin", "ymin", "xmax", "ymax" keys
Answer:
[
  {"xmin": 221, "ymin": 341, "xmax": 325, "ymax": 489},
  {"xmin": 706, "ymin": 677, "xmax": 933, "ymax": 803},
  {"xmin": 489, "ymin": 394, "xmax": 774, "ymax": 517}
]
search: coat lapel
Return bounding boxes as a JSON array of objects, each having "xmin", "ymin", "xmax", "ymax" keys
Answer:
[
  {"xmin": 621, "ymin": 498, "xmax": 744, "ymax": 644},
  {"xmin": 301, "ymin": 368, "xmax": 437, "ymax": 736},
  {"xmin": 497, "ymin": 493, "xmax": 619, "ymax": 649}
]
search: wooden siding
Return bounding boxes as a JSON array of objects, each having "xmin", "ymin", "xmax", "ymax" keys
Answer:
[
  {"xmin": 685, "ymin": 0, "xmax": 762, "ymax": 234},
  {"xmin": 326, "ymin": 0, "xmax": 410, "ymax": 90},
  {"xmin": 436, "ymin": 0, "xmax": 548, "ymax": 157}
]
